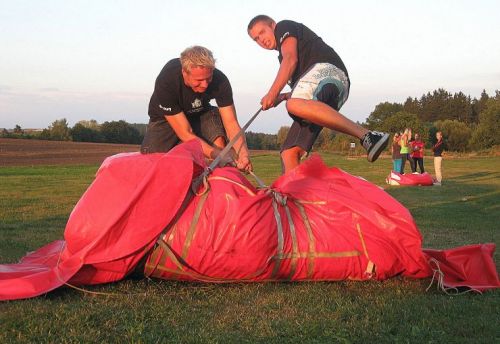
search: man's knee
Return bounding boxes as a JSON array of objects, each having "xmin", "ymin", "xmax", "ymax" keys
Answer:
[
  {"xmin": 316, "ymin": 83, "xmax": 340, "ymax": 110},
  {"xmin": 281, "ymin": 146, "xmax": 305, "ymax": 173}
]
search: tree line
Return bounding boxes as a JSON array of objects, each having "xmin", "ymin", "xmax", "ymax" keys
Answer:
[
  {"xmin": 1, "ymin": 120, "xmax": 147, "ymax": 145},
  {"xmin": 2, "ymin": 88, "xmax": 499, "ymax": 151},
  {"xmin": 364, "ymin": 89, "xmax": 500, "ymax": 151}
]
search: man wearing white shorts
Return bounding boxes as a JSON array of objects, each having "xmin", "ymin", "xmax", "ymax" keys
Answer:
[{"xmin": 248, "ymin": 15, "xmax": 389, "ymax": 173}]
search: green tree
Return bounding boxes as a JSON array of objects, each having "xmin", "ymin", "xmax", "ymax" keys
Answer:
[
  {"xmin": 245, "ymin": 131, "xmax": 262, "ymax": 149},
  {"xmin": 469, "ymin": 98, "xmax": 500, "ymax": 149},
  {"xmin": 277, "ymin": 126, "xmax": 290, "ymax": 147},
  {"xmin": 365, "ymin": 102, "xmax": 403, "ymax": 129},
  {"xmin": 378, "ymin": 112, "xmax": 426, "ymax": 140},
  {"xmin": 76, "ymin": 119, "xmax": 100, "ymax": 130},
  {"xmin": 403, "ymin": 97, "xmax": 420, "ymax": 116},
  {"xmin": 48, "ymin": 118, "xmax": 71, "ymax": 141},
  {"xmin": 471, "ymin": 89, "xmax": 490, "ymax": 123},
  {"xmin": 314, "ymin": 128, "xmax": 335, "ymax": 150},
  {"xmin": 71, "ymin": 123, "xmax": 103, "ymax": 142},
  {"xmin": 434, "ymin": 119, "xmax": 472, "ymax": 152},
  {"xmin": 100, "ymin": 120, "xmax": 141, "ymax": 144},
  {"xmin": 260, "ymin": 133, "xmax": 278, "ymax": 150}
]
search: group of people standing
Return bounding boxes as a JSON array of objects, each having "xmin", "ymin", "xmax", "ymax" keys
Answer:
[{"xmin": 391, "ymin": 129, "xmax": 445, "ymax": 185}]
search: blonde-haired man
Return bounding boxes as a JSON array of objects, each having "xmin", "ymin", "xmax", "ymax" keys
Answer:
[
  {"xmin": 141, "ymin": 46, "xmax": 251, "ymax": 171},
  {"xmin": 247, "ymin": 15, "xmax": 389, "ymax": 173}
]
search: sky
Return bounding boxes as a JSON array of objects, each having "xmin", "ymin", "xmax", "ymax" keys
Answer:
[{"xmin": 1, "ymin": 0, "xmax": 499, "ymax": 134}]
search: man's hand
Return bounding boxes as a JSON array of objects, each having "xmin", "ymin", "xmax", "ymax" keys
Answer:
[
  {"xmin": 261, "ymin": 91, "xmax": 278, "ymax": 110},
  {"xmin": 236, "ymin": 155, "xmax": 252, "ymax": 173},
  {"xmin": 261, "ymin": 92, "xmax": 290, "ymax": 110}
]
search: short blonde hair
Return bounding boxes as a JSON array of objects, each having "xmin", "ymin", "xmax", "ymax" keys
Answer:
[{"xmin": 180, "ymin": 46, "xmax": 215, "ymax": 72}]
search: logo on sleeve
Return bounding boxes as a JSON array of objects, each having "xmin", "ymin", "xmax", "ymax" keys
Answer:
[
  {"xmin": 280, "ymin": 32, "xmax": 290, "ymax": 44},
  {"xmin": 159, "ymin": 104, "xmax": 171, "ymax": 112}
]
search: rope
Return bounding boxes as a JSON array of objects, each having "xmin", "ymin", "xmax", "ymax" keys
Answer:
[
  {"xmin": 425, "ymin": 258, "xmax": 482, "ymax": 295},
  {"xmin": 55, "ymin": 241, "xmax": 121, "ymax": 297}
]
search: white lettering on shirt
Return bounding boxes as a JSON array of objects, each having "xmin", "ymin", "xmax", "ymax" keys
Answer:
[{"xmin": 280, "ymin": 32, "xmax": 290, "ymax": 44}]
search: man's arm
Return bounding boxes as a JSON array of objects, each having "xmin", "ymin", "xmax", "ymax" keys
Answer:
[
  {"xmin": 261, "ymin": 37, "xmax": 298, "ymax": 110},
  {"xmin": 165, "ymin": 112, "xmax": 220, "ymax": 160},
  {"xmin": 218, "ymin": 104, "xmax": 252, "ymax": 171}
]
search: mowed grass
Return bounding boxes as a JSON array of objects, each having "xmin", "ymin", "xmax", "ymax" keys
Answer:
[{"xmin": 1, "ymin": 153, "xmax": 499, "ymax": 343}]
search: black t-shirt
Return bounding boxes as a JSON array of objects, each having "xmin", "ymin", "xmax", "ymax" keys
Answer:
[
  {"xmin": 432, "ymin": 140, "xmax": 445, "ymax": 157},
  {"xmin": 274, "ymin": 20, "xmax": 348, "ymax": 85},
  {"xmin": 148, "ymin": 58, "xmax": 233, "ymax": 121}
]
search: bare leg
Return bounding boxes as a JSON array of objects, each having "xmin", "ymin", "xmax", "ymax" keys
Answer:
[
  {"xmin": 286, "ymin": 98, "xmax": 367, "ymax": 139},
  {"xmin": 281, "ymin": 146, "xmax": 305, "ymax": 173}
]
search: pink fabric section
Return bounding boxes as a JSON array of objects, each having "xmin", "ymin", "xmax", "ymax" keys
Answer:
[
  {"xmin": 386, "ymin": 171, "xmax": 434, "ymax": 186},
  {"xmin": 423, "ymin": 244, "xmax": 500, "ymax": 292},
  {"xmin": 0, "ymin": 140, "xmax": 204, "ymax": 300}
]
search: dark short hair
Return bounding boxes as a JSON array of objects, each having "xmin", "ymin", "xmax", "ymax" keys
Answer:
[{"xmin": 247, "ymin": 15, "xmax": 275, "ymax": 31}]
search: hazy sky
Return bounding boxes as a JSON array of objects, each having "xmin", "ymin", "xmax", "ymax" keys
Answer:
[{"xmin": 1, "ymin": 0, "xmax": 499, "ymax": 133}]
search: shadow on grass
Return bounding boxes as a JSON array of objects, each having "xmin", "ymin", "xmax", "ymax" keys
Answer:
[
  {"xmin": 387, "ymin": 179, "xmax": 500, "ymax": 248},
  {"xmin": 451, "ymin": 171, "xmax": 500, "ymax": 181},
  {"xmin": 0, "ymin": 215, "xmax": 66, "ymax": 263}
]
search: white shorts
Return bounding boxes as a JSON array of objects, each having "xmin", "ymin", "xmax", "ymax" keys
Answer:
[{"xmin": 290, "ymin": 63, "xmax": 350, "ymax": 110}]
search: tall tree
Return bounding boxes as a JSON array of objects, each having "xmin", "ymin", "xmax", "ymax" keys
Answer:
[
  {"xmin": 101, "ymin": 120, "xmax": 141, "ymax": 144},
  {"xmin": 48, "ymin": 118, "xmax": 71, "ymax": 141},
  {"xmin": 379, "ymin": 112, "xmax": 426, "ymax": 140},
  {"xmin": 469, "ymin": 98, "xmax": 500, "ymax": 149},
  {"xmin": 365, "ymin": 102, "xmax": 403, "ymax": 129},
  {"xmin": 403, "ymin": 97, "xmax": 420, "ymax": 116},
  {"xmin": 277, "ymin": 126, "xmax": 290, "ymax": 147},
  {"xmin": 434, "ymin": 119, "xmax": 472, "ymax": 152}
]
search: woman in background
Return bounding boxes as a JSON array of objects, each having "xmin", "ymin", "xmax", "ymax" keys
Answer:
[
  {"xmin": 432, "ymin": 131, "xmax": 445, "ymax": 185},
  {"xmin": 399, "ymin": 128, "xmax": 412, "ymax": 174},
  {"xmin": 391, "ymin": 133, "xmax": 402, "ymax": 172}
]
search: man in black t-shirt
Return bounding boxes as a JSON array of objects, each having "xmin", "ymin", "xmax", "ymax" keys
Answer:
[
  {"xmin": 141, "ymin": 46, "xmax": 251, "ymax": 171},
  {"xmin": 247, "ymin": 15, "xmax": 389, "ymax": 173}
]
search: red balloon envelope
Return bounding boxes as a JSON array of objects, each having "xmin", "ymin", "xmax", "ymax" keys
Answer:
[
  {"xmin": 0, "ymin": 140, "xmax": 498, "ymax": 300},
  {"xmin": 386, "ymin": 171, "xmax": 434, "ymax": 186}
]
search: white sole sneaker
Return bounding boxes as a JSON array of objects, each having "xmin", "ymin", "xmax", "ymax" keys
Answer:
[{"xmin": 367, "ymin": 133, "xmax": 390, "ymax": 162}]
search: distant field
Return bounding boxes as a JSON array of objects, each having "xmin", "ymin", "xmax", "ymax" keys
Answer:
[
  {"xmin": 0, "ymin": 138, "xmax": 280, "ymax": 166},
  {"xmin": 0, "ymin": 138, "xmax": 140, "ymax": 166},
  {"xmin": 1, "ymin": 139, "xmax": 499, "ymax": 343}
]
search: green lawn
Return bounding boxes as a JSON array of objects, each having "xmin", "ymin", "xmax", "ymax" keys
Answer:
[{"xmin": 1, "ymin": 153, "xmax": 499, "ymax": 343}]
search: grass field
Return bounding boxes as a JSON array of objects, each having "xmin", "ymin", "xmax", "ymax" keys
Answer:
[{"xmin": 1, "ymin": 147, "xmax": 499, "ymax": 343}]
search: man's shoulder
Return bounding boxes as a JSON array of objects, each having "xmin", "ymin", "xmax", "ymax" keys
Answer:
[
  {"xmin": 276, "ymin": 19, "xmax": 300, "ymax": 27},
  {"xmin": 213, "ymin": 68, "xmax": 230, "ymax": 84},
  {"xmin": 158, "ymin": 58, "xmax": 182, "ymax": 78}
]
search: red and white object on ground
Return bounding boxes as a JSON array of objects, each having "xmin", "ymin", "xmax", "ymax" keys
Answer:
[{"xmin": 386, "ymin": 171, "xmax": 434, "ymax": 186}]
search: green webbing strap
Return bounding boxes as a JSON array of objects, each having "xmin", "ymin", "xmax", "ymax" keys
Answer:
[
  {"xmin": 284, "ymin": 204, "xmax": 298, "ymax": 280},
  {"xmin": 270, "ymin": 197, "xmax": 284, "ymax": 279},
  {"xmin": 181, "ymin": 190, "xmax": 209, "ymax": 260},
  {"xmin": 294, "ymin": 201, "xmax": 316, "ymax": 279}
]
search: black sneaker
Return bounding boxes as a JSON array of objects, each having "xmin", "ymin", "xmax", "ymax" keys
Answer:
[{"xmin": 360, "ymin": 131, "xmax": 390, "ymax": 162}]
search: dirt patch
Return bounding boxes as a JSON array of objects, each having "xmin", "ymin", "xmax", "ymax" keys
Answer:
[
  {"xmin": 0, "ymin": 138, "xmax": 140, "ymax": 166},
  {"xmin": 0, "ymin": 138, "xmax": 280, "ymax": 166}
]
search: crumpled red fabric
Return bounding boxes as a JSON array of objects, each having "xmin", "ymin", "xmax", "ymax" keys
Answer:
[
  {"xmin": 386, "ymin": 171, "xmax": 434, "ymax": 186},
  {"xmin": 1, "ymin": 140, "xmax": 498, "ymax": 300}
]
